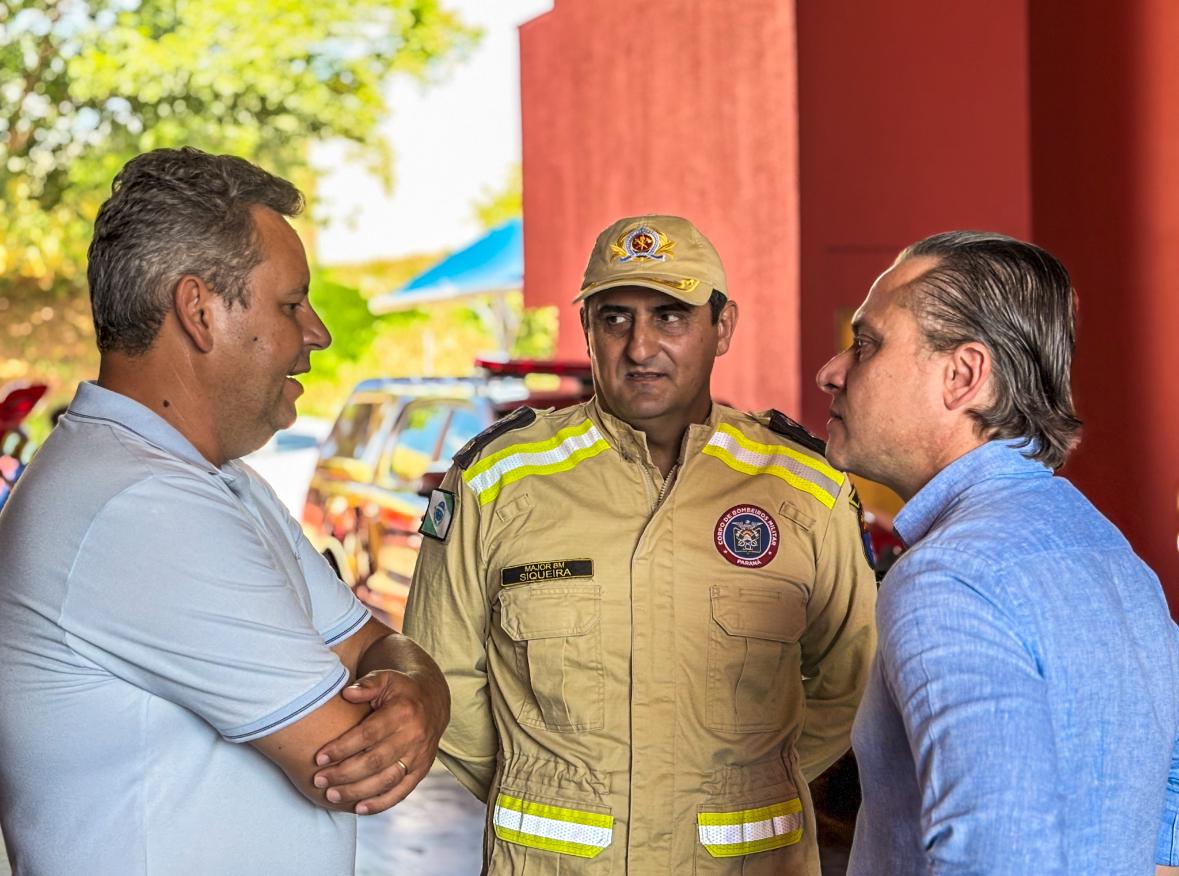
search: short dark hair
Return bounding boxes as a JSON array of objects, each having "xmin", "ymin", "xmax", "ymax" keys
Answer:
[
  {"xmin": 707, "ymin": 289, "xmax": 727, "ymax": 324},
  {"xmin": 898, "ymin": 231, "xmax": 1082, "ymax": 469},
  {"xmin": 87, "ymin": 147, "xmax": 304, "ymax": 356}
]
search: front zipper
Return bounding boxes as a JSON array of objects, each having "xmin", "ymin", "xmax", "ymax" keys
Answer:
[{"xmin": 654, "ymin": 463, "xmax": 679, "ymax": 511}]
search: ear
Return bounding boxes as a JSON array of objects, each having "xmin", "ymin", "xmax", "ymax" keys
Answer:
[
  {"xmin": 714, "ymin": 299, "xmax": 739, "ymax": 358},
  {"xmin": 173, "ymin": 275, "xmax": 216, "ymax": 354},
  {"xmin": 579, "ymin": 304, "xmax": 591, "ymax": 355},
  {"xmin": 943, "ymin": 341, "xmax": 991, "ymax": 412}
]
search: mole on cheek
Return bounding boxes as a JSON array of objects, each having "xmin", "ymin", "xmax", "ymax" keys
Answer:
[{"xmin": 162, "ymin": 400, "xmax": 171, "ymax": 408}]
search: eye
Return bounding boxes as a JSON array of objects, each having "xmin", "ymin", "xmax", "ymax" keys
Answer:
[{"xmin": 849, "ymin": 335, "xmax": 875, "ymax": 359}]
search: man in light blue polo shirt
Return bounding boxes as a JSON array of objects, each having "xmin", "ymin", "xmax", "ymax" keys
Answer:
[
  {"xmin": 816, "ymin": 231, "xmax": 1179, "ymax": 875},
  {"xmin": 0, "ymin": 148, "xmax": 450, "ymax": 874}
]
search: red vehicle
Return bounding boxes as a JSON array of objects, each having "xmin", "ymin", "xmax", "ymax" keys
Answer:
[
  {"xmin": 0, "ymin": 382, "xmax": 48, "ymax": 511},
  {"xmin": 301, "ymin": 360, "xmax": 593, "ymax": 628}
]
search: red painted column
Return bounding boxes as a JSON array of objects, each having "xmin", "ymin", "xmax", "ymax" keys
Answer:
[
  {"xmin": 519, "ymin": 0, "xmax": 1179, "ymax": 606},
  {"xmin": 519, "ymin": 0, "xmax": 802, "ymax": 414},
  {"xmin": 795, "ymin": 0, "xmax": 1033, "ymax": 433},
  {"xmin": 1030, "ymin": 0, "xmax": 1179, "ymax": 606}
]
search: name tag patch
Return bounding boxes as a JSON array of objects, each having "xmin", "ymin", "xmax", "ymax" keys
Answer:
[{"xmin": 501, "ymin": 558, "xmax": 594, "ymax": 586}]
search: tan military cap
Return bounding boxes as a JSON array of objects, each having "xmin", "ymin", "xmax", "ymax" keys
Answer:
[{"xmin": 574, "ymin": 214, "xmax": 727, "ymax": 306}]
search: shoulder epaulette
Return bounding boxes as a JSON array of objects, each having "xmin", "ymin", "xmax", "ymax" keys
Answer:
[
  {"xmin": 768, "ymin": 409, "xmax": 828, "ymax": 457},
  {"xmin": 453, "ymin": 406, "xmax": 537, "ymax": 470}
]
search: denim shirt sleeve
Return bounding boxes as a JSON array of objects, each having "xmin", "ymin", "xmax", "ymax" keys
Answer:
[
  {"xmin": 878, "ymin": 547, "xmax": 1066, "ymax": 874},
  {"xmin": 1158, "ymin": 625, "xmax": 1179, "ymax": 865}
]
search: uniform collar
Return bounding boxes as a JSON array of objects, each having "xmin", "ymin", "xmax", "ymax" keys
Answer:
[
  {"xmin": 68, "ymin": 381, "xmax": 250, "ymax": 496},
  {"xmin": 584, "ymin": 395, "xmax": 721, "ymax": 465},
  {"xmin": 894, "ymin": 438, "xmax": 1051, "ymax": 547}
]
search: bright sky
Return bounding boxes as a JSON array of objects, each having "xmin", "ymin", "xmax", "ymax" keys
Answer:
[{"xmin": 311, "ymin": 0, "xmax": 552, "ymax": 266}]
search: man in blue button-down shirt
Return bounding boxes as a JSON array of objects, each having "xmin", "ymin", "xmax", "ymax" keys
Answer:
[{"xmin": 816, "ymin": 230, "xmax": 1179, "ymax": 875}]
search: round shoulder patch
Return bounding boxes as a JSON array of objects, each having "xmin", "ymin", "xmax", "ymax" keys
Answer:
[{"xmin": 715, "ymin": 504, "xmax": 779, "ymax": 568}]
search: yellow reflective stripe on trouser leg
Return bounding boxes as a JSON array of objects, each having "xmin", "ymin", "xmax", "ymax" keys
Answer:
[
  {"xmin": 697, "ymin": 798, "xmax": 804, "ymax": 857},
  {"xmin": 493, "ymin": 793, "xmax": 613, "ymax": 858}
]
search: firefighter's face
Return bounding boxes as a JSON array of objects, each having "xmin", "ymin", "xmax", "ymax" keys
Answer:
[{"xmin": 582, "ymin": 286, "xmax": 737, "ymax": 433}]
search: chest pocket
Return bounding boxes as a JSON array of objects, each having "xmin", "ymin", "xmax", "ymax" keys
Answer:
[
  {"xmin": 497, "ymin": 583, "xmax": 604, "ymax": 732},
  {"xmin": 706, "ymin": 584, "xmax": 807, "ymax": 733}
]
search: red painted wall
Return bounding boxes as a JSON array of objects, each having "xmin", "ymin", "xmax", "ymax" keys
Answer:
[
  {"xmin": 520, "ymin": 0, "xmax": 1179, "ymax": 606},
  {"xmin": 795, "ymin": 0, "xmax": 1032, "ymax": 432},
  {"xmin": 519, "ymin": 0, "xmax": 802, "ymax": 413},
  {"xmin": 1029, "ymin": 0, "xmax": 1179, "ymax": 602}
]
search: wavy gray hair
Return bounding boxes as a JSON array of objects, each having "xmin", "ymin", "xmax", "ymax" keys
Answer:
[{"xmin": 897, "ymin": 231, "xmax": 1082, "ymax": 469}]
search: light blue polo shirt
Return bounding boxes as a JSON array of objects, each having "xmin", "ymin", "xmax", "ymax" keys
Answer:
[{"xmin": 0, "ymin": 382, "xmax": 371, "ymax": 875}]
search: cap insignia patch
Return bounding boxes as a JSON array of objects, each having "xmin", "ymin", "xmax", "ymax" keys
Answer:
[{"xmin": 610, "ymin": 225, "xmax": 675, "ymax": 263}]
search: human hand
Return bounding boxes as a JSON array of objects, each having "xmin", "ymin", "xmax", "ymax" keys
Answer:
[{"xmin": 311, "ymin": 669, "xmax": 447, "ymax": 815}]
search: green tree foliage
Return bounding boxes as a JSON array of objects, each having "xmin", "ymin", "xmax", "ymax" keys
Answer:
[
  {"xmin": 0, "ymin": 0, "xmax": 479, "ymax": 291},
  {"xmin": 472, "ymin": 161, "xmax": 520, "ymax": 230}
]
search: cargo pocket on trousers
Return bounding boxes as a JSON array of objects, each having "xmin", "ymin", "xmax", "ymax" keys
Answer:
[
  {"xmin": 705, "ymin": 584, "xmax": 806, "ymax": 732},
  {"xmin": 498, "ymin": 583, "xmax": 604, "ymax": 731}
]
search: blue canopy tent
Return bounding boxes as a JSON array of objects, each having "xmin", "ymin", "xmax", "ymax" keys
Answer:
[{"xmin": 368, "ymin": 217, "xmax": 523, "ymax": 313}]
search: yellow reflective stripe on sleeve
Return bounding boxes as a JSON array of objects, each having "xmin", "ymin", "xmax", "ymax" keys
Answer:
[
  {"xmin": 492, "ymin": 793, "xmax": 613, "ymax": 858},
  {"xmin": 697, "ymin": 798, "xmax": 804, "ymax": 858},
  {"xmin": 462, "ymin": 419, "xmax": 609, "ymax": 505},
  {"xmin": 703, "ymin": 423, "xmax": 844, "ymax": 509}
]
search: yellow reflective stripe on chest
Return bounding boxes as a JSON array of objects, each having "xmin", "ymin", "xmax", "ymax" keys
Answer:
[
  {"xmin": 462, "ymin": 419, "xmax": 609, "ymax": 505},
  {"xmin": 703, "ymin": 423, "xmax": 844, "ymax": 509},
  {"xmin": 698, "ymin": 798, "xmax": 804, "ymax": 857},
  {"xmin": 493, "ymin": 793, "xmax": 613, "ymax": 858}
]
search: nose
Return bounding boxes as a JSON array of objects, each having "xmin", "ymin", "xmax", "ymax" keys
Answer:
[
  {"xmin": 816, "ymin": 349, "xmax": 849, "ymax": 395},
  {"xmin": 625, "ymin": 317, "xmax": 659, "ymax": 363},
  {"xmin": 302, "ymin": 302, "xmax": 332, "ymax": 351}
]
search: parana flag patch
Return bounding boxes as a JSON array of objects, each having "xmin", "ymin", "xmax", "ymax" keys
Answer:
[{"xmin": 420, "ymin": 489, "xmax": 456, "ymax": 541}]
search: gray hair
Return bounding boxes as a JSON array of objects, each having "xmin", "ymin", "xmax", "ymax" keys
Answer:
[
  {"xmin": 87, "ymin": 147, "xmax": 304, "ymax": 356},
  {"xmin": 898, "ymin": 230, "xmax": 1082, "ymax": 469}
]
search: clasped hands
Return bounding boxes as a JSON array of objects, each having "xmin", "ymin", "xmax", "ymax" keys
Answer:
[{"xmin": 311, "ymin": 668, "xmax": 449, "ymax": 815}]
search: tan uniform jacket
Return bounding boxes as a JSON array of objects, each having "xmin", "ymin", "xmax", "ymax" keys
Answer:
[{"xmin": 404, "ymin": 398, "xmax": 876, "ymax": 875}]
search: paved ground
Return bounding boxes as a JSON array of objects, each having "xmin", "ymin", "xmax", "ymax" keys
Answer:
[{"xmin": 356, "ymin": 765, "xmax": 485, "ymax": 875}]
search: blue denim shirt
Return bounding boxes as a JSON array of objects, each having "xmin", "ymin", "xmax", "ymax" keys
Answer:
[{"xmin": 848, "ymin": 440, "xmax": 1179, "ymax": 875}]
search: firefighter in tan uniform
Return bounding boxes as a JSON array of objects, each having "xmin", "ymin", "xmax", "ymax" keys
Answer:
[{"xmin": 404, "ymin": 215, "xmax": 875, "ymax": 875}]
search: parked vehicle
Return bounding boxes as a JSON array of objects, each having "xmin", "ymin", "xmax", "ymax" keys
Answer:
[
  {"xmin": 301, "ymin": 360, "xmax": 593, "ymax": 628},
  {"xmin": 0, "ymin": 382, "xmax": 48, "ymax": 512}
]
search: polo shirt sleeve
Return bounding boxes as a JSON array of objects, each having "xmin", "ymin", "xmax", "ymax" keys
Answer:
[
  {"xmin": 59, "ymin": 475, "xmax": 350, "ymax": 743},
  {"xmin": 246, "ymin": 469, "xmax": 370, "ymax": 645}
]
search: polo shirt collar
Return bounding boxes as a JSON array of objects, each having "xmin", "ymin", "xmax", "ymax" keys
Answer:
[
  {"xmin": 894, "ymin": 438, "xmax": 1051, "ymax": 547},
  {"xmin": 68, "ymin": 382, "xmax": 248, "ymax": 494}
]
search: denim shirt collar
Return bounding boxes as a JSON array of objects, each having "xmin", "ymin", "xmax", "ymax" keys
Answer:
[
  {"xmin": 68, "ymin": 381, "xmax": 249, "ymax": 495},
  {"xmin": 894, "ymin": 439, "xmax": 1051, "ymax": 547}
]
